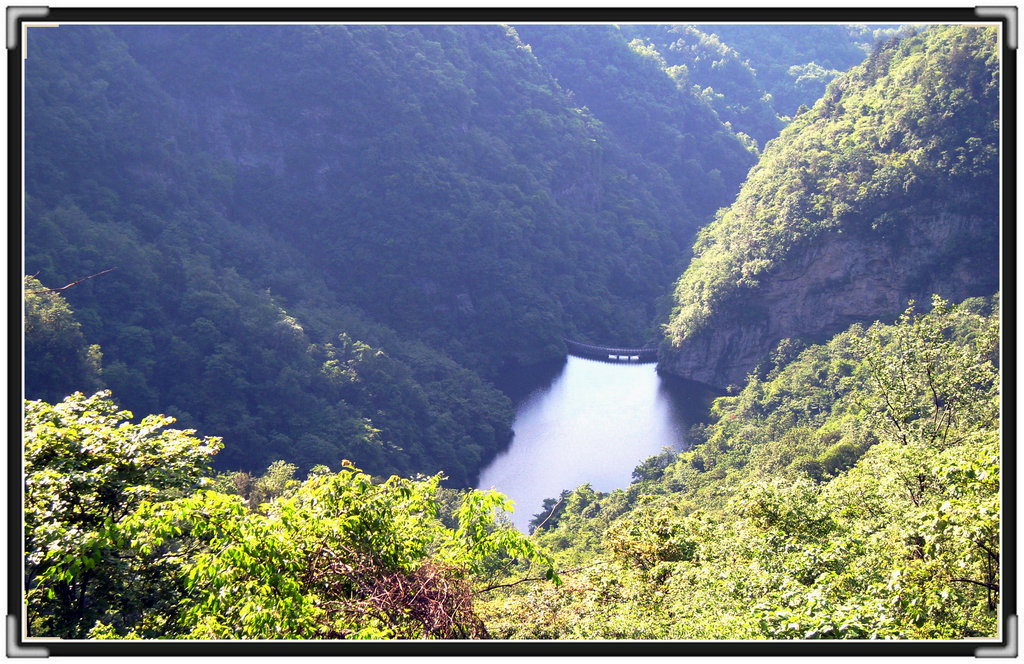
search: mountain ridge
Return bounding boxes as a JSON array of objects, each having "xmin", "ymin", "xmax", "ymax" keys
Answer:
[{"xmin": 660, "ymin": 25, "xmax": 1000, "ymax": 387}]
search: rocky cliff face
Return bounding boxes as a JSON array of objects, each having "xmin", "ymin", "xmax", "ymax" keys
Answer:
[
  {"xmin": 659, "ymin": 207, "xmax": 999, "ymax": 388},
  {"xmin": 660, "ymin": 26, "xmax": 1000, "ymax": 389}
]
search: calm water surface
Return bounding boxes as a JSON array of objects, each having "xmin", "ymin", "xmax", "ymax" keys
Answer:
[{"xmin": 477, "ymin": 356, "xmax": 717, "ymax": 532}]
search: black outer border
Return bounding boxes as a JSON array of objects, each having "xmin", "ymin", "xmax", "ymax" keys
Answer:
[
  {"xmin": 8, "ymin": 5, "xmax": 1016, "ymax": 657},
  {"xmin": 2, "ymin": 6, "xmax": 1012, "ymax": 24}
]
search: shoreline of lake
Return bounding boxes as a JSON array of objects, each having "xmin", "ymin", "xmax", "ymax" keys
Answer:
[{"xmin": 476, "ymin": 355, "xmax": 720, "ymax": 532}]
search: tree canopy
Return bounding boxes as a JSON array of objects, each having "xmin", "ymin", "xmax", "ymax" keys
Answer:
[
  {"xmin": 482, "ymin": 295, "xmax": 999, "ymax": 640},
  {"xmin": 25, "ymin": 391, "xmax": 558, "ymax": 639},
  {"xmin": 665, "ymin": 25, "xmax": 999, "ymax": 352}
]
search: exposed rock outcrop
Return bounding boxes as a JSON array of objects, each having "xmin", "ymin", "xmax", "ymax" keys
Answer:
[
  {"xmin": 659, "ymin": 208, "xmax": 999, "ymax": 388},
  {"xmin": 659, "ymin": 25, "xmax": 1001, "ymax": 388}
]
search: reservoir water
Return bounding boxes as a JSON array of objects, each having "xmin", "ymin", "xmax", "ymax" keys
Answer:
[{"xmin": 477, "ymin": 355, "xmax": 719, "ymax": 532}]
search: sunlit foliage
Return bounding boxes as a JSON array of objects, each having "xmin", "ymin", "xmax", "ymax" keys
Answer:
[
  {"xmin": 666, "ymin": 25, "xmax": 999, "ymax": 346},
  {"xmin": 25, "ymin": 392, "xmax": 557, "ymax": 639},
  {"xmin": 482, "ymin": 296, "xmax": 999, "ymax": 640}
]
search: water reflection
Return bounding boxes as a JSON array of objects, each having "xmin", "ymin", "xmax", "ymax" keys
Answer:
[
  {"xmin": 495, "ymin": 358, "xmax": 567, "ymax": 406},
  {"xmin": 478, "ymin": 356, "xmax": 720, "ymax": 532}
]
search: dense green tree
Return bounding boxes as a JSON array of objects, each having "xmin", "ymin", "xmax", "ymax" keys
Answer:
[
  {"xmin": 620, "ymin": 25, "xmax": 784, "ymax": 147},
  {"xmin": 695, "ymin": 24, "xmax": 897, "ymax": 115},
  {"xmin": 24, "ymin": 391, "xmax": 222, "ymax": 638},
  {"xmin": 117, "ymin": 466, "xmax": 557, "ymax": 639},
  {"xmin": 23, "ymin": 277, "xmax": 103, "ymax": 402},
  {"xmin": 25, "ymin": 392, "xmax": 559, "ymax": 639}
]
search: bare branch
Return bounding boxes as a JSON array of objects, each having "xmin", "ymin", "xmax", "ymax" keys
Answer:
[
  {"xmin": 475, "ymin": 562, "xmax": 601, "ymax": 595},
  {"xmin": 474, "ymin": 574, "xmax": 553, "ymax": 594},
  {"xmin": 533, "ymin": 496, "xmax": 565, "ymax": 532},
  {"xmin": 950, "ymin": 577, "xmax": 999, "ymax": 592},
  {"xmin": 25, "ymin": 268, "xmax": 117, "ymax": 294}
]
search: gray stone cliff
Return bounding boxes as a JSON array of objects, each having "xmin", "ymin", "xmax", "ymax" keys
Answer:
[{"xmin": 659, "ymin": 207, "xmax": 999, "ymax": 388}]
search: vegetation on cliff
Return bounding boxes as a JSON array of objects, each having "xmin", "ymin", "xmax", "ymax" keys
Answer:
[{"xmin": 664, "ymin": 25, "xmax": 999, "ymax": 355}]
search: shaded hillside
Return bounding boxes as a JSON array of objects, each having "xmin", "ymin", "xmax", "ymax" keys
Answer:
[
  {"xmin": 117, "ymin": 24, "xmax": 756, "ymax": 358},
  {"xmin": 695, "ymin": 23, "xmax": 896, "ymax": 117},
  {"xmin": 23, "ymin": 24, "xmax": 749, "ymax": 481},
  {"xmin": 621, "ymin": 24, "xmax": 899, "ymax": 149},
  {"xmin": 513, "ymin": 24, "xmax": 757, "ymax": 219},
  {"xmin": 619, "ymin": 24, "xmax": 785, "ymax": 148},
  {"xmin": 661, "ymin": 25, "xmax": 1000, "ymax": 387}
]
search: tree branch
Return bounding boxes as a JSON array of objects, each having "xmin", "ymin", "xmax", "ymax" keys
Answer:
[
  {"xmin": 25, "ymin": 268, "xmax": 117, "ymax": 294},
  {"xmin": 974, "ymin": 538, "xmax": 999, "ymax": 563},
  {"xmin": 533, "ymin": 496, "xmax": 564, "ymax": 532},
  {"xmin": 474, "ymin": 561, "xmax": 601, "ymax": 595},
  {"xmin": 950, "ymin": 577, "xmax": 999, "ymax": 592},
  {"xmin": 474, "ymin": 574, "xmax": 552, "ymax": 594}
]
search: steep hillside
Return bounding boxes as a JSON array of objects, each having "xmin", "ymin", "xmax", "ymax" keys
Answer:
[
  {"xmin": 661, "ymin": 25, "xmax": 1000, "ymax": 387},
  {"xmin": 694, "ymin": 23, "xmax": 896, "ymax": 117},
  {"xmin": 512, "ymin": 24, "xmax": 757, "ymax": 219},
  {"xmin": 621, "ymin": 24, "xmax": 898, "ymax": 149},
  {"xmin": 23, "ymin": 24, "xmax": 749, "ymax": 481},
  {"xmin": 619, "ymin": 24, "xmax": 785, "ymax": 148},
  {"xmin": 119, "ymin": 24, "xmax": 758, "ymax": 357}
]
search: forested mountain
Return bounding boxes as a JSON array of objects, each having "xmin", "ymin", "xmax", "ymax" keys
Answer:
[
  {"xmin": 619, "ymin": 24, "xmax": 785, "ymax": 148},
  {"xmin": 689, "ymin": 24, "xmax": 899, "ymax": 118},
  {"xmin": 24, "ymin": 23, "xmax": 752, "ymax": 482},
  {"xmin": 662, "ymin": 25, "xmax": 1000, "ymax": 387},
  {"xmin": 22, "ymin": 19, "xmax": 1003, "ymax": 644},
  {"xmin": 619, "ymin": 24, "xmax": 897, "ymax": 149},
  {"xmin": 511, "ymin": 24, "xmax": 757, "ymax": 216}
]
